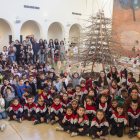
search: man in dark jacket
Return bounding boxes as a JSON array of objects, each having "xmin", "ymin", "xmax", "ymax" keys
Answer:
[{"xmin": 30, "ymin": 34, "xmax": 40, "ymax": 63}]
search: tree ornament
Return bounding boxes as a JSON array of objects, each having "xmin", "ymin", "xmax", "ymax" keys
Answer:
[{"xmin": 106, "ymin": 68, "xmax": 109, "ymax": 72}]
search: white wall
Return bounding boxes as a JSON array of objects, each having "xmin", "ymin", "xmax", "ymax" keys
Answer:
[
  {"xmin": 20, "ymin": 20, "xmax": 40, "ymax": 41},
  {"xmin": 69, "ymin": 24, "xmax": 80, "ymax": 44},
  {"xmin": 0, "ymin": 0, "xmax": 114, "ymax": 51},
  {"xmin": 48, "ymin": 22, "xmax": 63, "ymax": 42},
  {"xmin": 0, "ymin": 19, "xmax": 12, "ymax": 49},
  {"xmin": 89, "ymin": 0, "xmax": 113, "ymax": 18}
]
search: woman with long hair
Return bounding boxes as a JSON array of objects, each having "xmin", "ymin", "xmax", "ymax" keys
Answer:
[
  {"xmin": 107, "ymin": 66, "xmax": 120, "ymax": 83},
  {"xmin": 44, "ymin": 39, "xmax": 48, "ymax": 63},
  {"xmin": 98, "ymin": 70, "xmax": 109, "ymax": 93},
  {"xmin": 48, "ymin": 39, "xmax": 55, "ymax": 64}
]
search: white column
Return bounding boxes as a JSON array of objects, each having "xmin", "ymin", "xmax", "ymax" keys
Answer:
[
  {"xmin": 64, "ymin": 27, "xmax": 69, "ymax": 51},
  {"xmin": 12, "ymin": 24, "xmax": 21, "ymax": 41}
]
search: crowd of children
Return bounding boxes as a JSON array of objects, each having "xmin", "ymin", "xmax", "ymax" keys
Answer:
[{"xmin": 0, "ymin": 54, "xmax": 140, "ymax": 139}]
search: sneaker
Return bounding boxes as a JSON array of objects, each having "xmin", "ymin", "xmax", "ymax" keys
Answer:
[
  {"xmin": 55, "ymin": 126, "xmax": 64, "ymax": 131},
  {"xmin": 67, "ymin": 130, "xmax": 70, "ymax": 134},
  {"xmin": 51, "ymin": 120, "xmax": 56, "ymax": 125},
  {"xmin": 46, "ymin": 119, "xmax": 49, "ymax": 124},
  {"xmin": 8, "ymin": 117, "xmax": 11, "ymax": 121},
  {"xmin": 0, "ymin": 124, "xmax": 6, "ymax": 132},
  {"xmin": 92, "ymin": 135, "xmax": 95, "ymax": 139},
  {"xmin": 128, "ymin": 131, "xmax": 134, "ymax": 138},
  {"xmin": 134, "ymin": 130, "xmax": 138, "ymax": 136},
  {"xmin": 18, "ymin": 118, "xmax": 22, "ymax": 123},
  {"xmin": 22, "ymin": 117, "xmax": 26, "ymax": 120},
  {"xmin": 86, "ymin": 133, "xmax": 89, "ymax": 137},
  {"xmin": 100, "ymin": 136, "xmax": 108, "ymax": 140},
  {"xmin": 71, "ymin": 132, "xmax": 78, "ymax": 137},
  {"xmin": 34, "ymin": 120, "xmax": 39, "ymax": 125}
]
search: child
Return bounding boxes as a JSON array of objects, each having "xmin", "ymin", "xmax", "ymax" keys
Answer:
[
  {"xmin": 89, "ymin": 81, "xmax": 99, "ymax": 97},
  {"xmin": 68, "ymin": 68, "xmax": 84, "ymax": 88},
  {"xmin": 71, "ymin": 105, "xmax": 90, "ymax": 137},
  {"xmin": 60, "ymin": 73, "xmax": 68, "ymax": 92},
  {"xmin": 53, "ymin": 76, "xmax": 61, "ymax": 93},
  {"xmin": 71, "ymin": 99, "xmax": 78, "ymax": 115},
  {"xmin": 34, "ymin": 96, "xmax": 49, "ymax": 125},
  {"xmin": 110, "ymin": 103, "xmax": 127, "ymax": 137},
  {"xmin": 115, "ymin": 89, "xmax": 128, "ymax": 104},
  {"xmin": 12, "ymin": 75, "xmax": 20, "ymax": 87},
  {"xmin": 85, "ymin": 96, "xmax": 96, "ymax": 121},
  {"xmin": 46, "ymin": 71, "xmax": 54, "ymax": 82},
  {"xmin": 127, "ymin": 72, "xmax": 133, "ymax": 86},
  {"xmin": 82, "ymin": 90, "xmax": 95, "ymax": 105},
  {"xmin": 73, "ymin": 85, "xmax": 83, "ymax": 104},
  {"xmin": 21, "ymin": 87, "xmax": 33, "ymax": 105},
  {"xmin": 9, "ymin": 97, "xmax": 23, "ymax": 122},
  {"xmin": 0, "ymin": 94, "xmax": 7, "ymax": 120},
  {"xmin": 47, "ymin": 86, "xmax": 58, "ymax": 105},
  {"xmin": 61, "ymin": 93, "xmax": 71, "ymax": 114},
  {"xmin": 118, "ymin": 82, "xmax": 127, "ymax": 96},
  {"xmin": 56, "ymin": 106, "xmax": 75, "ymax": 133},
  {"xmin": 85, "ymin": 77, "xmax": 92, "ymax": 90},
  {"xmin": 108, "ymin": 79, "xmax": 118, "ymax": 97},
  {"xmin": 23, "ymin": 95, "xmax": 36, "ymax": 121},
  {"xmin": 29, "ymin": 75, "xmax": 36, "ymax": 96},
  {"xmin": 128, "ymin": 100, "xmax": 140, "ymax": 138},
  {"xmin": 96, "ymin": 94, "xmax": 110, "ymax": 113},
  {"xmin": 80, "ymin": 80, "xmax": 87, "ymax": 92},
  {"xmin": 107, "ymin": 99, "xmax": 118, "ymax": 123},
  {"xmin": 90, "ymin": 109, "xmax": 109, "ymax": 140},
  {"xmin": 37, "ymin": 73, "xmax": 47, "ymax": 94},
  {"xmin": 120, "ymin": 70, "xmax": 127, "ymax": 86},
  {"xmin": 128, "ymin": 78, "xmax": 137, "ymax": 95},
  {"xmin": 1, "ymin": 46, "xmax": 9, "ymax": 65},
  {"xmin": 45, "ymin": 61, "xmax": 51, "ymax": 73},
  {"xmin": 63, "ymin": 82, "xmax": 75, "ymax": 100},
  {"xmin": 17, "ymin": 78, "xmax": 31, "ymax": 99},
  {"xmin": 50, "ymin": 96, "xmax": 63, "ymax": 125},
  {"xmin": 12, "ymin": 67, "xmax": 21, "ymax": 77},
  {"xmin": 39, "ymin": 88, "xmax": 50, "ymax": 105},
  {"xmin": 4, "ymin": 87, "xmax": 15, "ymax": 109},
  {"xmin": 18, "ymin": 66, "xmax": 24, "ymax": 75},
  {"xmin": 46, "ymin": 79, "xmax": 52, "ymax": 90}
]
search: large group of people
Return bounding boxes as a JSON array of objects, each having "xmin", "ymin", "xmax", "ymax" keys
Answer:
[
  {"xmin": 2, "ymin": 34, "xmax": 66, "ymax": 66},
  {"xmin": 0, "ymin": 35, "xmax": 139, "ymax": 140}
]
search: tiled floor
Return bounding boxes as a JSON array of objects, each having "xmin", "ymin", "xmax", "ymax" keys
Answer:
[{"xmin": 0, "ymin": 118, "xmax": 138, "ymax": 140}]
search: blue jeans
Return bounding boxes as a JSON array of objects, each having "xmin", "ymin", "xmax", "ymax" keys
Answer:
[
  {"xmin": 0, "ymin": 111, "xmax": 7, "ymax": 120},
  {"xmin": 33, "ymin": 51, "xmax": 39, "ymax": 63},
  {"xmin": 39, "ymin": 54, "xmax": 44, "ymax": 63},
  {"xmin": 10, "ymin": 56, "xmax": 16, "ymax": 65},
  {"xmin": 60, "ymin": 53, "xmax": 66, "ymax": 62}
]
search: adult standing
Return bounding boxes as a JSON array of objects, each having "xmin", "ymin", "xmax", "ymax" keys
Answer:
[
  {"xmin": 23, "ymin": 40, "xmax": 27, "ymax": 62},
  {"xmin": 14, "ymin": 40, "xmax": 21, "ymax": 65},
  {"xmin": 98, "ymin": 70, "xmax": 109, "ymax": 92},
  {"xmin": 48, "ymin": 39, "xmax": 55, "ymax": 64},
  {"xmin": 39, "ymin": 39, "xmax": 45, "ymax": 49},
  {"xmin": 124, "ymin": 88, "xmax": 140, "ymax": 133},
  {"xmin": 59, "ymin": 40, "xmax": 66, "ymax": 63},
  {"xmin": 44, "ymin": 39, "xmax": 48, "ymax": 63},
  {"xmin": 26, "ymin": 37, "xmax": 31, "ymax": 46},
  {"xmin": 30, "ymin": 34, "xmax": 40, "ymax": 63},
  {"xmin": 107, "ymin": 66, "xmax": 120, "ymax": 83},
  {"xmin": 8, "ymin": 41, "xmax": 16, "ymax": 65}
]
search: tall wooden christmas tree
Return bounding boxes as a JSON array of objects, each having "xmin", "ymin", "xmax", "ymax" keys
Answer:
[{"xmin": 69, "ymin": 10, "xmax": 122, "ymax": 78}]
